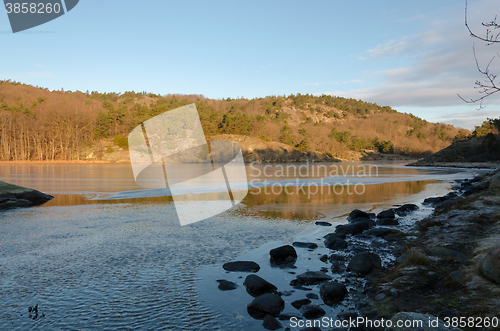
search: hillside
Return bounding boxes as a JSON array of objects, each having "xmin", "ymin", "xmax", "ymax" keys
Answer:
[{"xmin": 0, "ymin": 80, "xmax": 466, "ymax": 162}]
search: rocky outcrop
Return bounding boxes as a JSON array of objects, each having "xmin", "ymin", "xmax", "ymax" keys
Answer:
[
  {"xmin": 0, "ymin": 181, "xmax": 54, "ymax": 210},
  {"xmin": 480, "ymin": 244, "xmax": 500, "ymax": 285}
]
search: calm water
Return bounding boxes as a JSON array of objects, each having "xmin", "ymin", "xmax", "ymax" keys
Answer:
[{"xmin": 0, "ymin": 162, "xmax": 480, "ymax": 330}]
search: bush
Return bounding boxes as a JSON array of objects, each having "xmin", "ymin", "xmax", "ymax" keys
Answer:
[
  {"xmin": 113, "ymin": 135, "xmax": 128, "ymax": 149},
  {"xmin": 106, "ymin": 146, "xmax": 114, "ymax": 153}
]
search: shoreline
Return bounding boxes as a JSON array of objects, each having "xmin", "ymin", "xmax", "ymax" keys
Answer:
[{"xmin": 211, "ymin": 169, "xmax": 499, "ymax": 330}]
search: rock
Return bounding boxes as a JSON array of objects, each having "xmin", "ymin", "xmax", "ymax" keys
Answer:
[
  {"xmin": 347, "ymin": 252, "xmax": 382, "ymax": 277},
  {"xmin": 324, "ymin": 236, "xmax": 347, "ymax": 250},
  {"xmin": 306, "ymin": 293, "xmax": 319, "ymax": 300},
  {"xmin": 328, "ymin": 254, "xmax": 345, "ymax": 262},
  {"xmin": 0, "ymin": 199, "xmax": 32, "ymax": 209},
  {"xmin": 324, "ymin": 232, "xmax": 346, "ymax": 240},
  {"xmin": 338, "ymin": 310, "xmax": 358, "ymax": 321},
  {"xmin": 319, "ymin": 255, "xmax": 328, "ymax": 263},
  {"xmin": 348, "ymin": 209, "xmax": 371, "ymax": 220},
  {"xmin": 449, "ymin": 271, "xmax": 464, "ymax": 281},
  {"xmin": 270, "ymin": 245, "xmax": 297, "ymax": 264},
  {"xmin": 244, "ymin": 274, "xmax": 277, "ymax": 296},
  {"xmin": 335, "ymin": 222, "xmax": 370, "ymax": 236},
  {"xmin": 295, "ymin": 271, "xmax": 332, "ymax": 285},
  {"xmin": 0, "ymin": 181, "xmax": 54, "ymax": 209},
  {"xmin": 376, "ymin": 218, "xmax": 399, "ymax": 226},
  {"xmin": 216, "ymin": 279, "xmax": 238, "ymax": 291},
  {"xmin": 384, "ymin": 312, "xmax": 462, "ymax": 330},
  {"xmin": 364, "ymin": 228, "xmax": 396, "ymax": 237},
  {"xmin": 315, "ymin": 221, "xmax": 332, "ymax": 226},
  {"xmin": 277, "ymin": 312, "xmax": 303, "ymax": 320},
  {"xmin": 480, "ymin": 244, "xmax": 500, "ymax": 284},
  {"xmin": 262, "ymin": 314, "xmax": 283, "ymax": 330},
  {"xmin": 291, "ymin": 299, "xmax": 311, "ymax": 309},
  {"xmin": 349, "ymin": 216, "xmax": 375, "ymax": 224},
  {"xmin": 299, "ymin": 304, "xmax": 326, "ymax": 319},
  {"xmin": 223, "ymin": 261, "xmax": 260, "ymax": 272},
  {"xmin": 427, "ymin": 247, "xmax": 468, "ymax": 261},
  {"xmin": 247, "ymin": 293, "xmax": 285, "ymax": 318},
  {"xmin": 377, "ymin": 209, "xmax": 396, "ymax": 219},
  {"xmin": 319, "ymin": 282, "xmax": 348, "ymax": 304},
  {"xmin": 490, "ymin": 173, "xmax": 500, "ymax": 190},
  {"xmin": 293, "ymin": 242, "xmax": 318, "ymax": 249},
  {"xmin": 394, "ymin": 204, "xmax": 418, "ymax": 216},
  {"xmin": 331, "ymin": 262, "xmax": 345, "ymax": 273},
  {"xmin": 423, "ymin": 197, "xmax": 445, "ymax": 206}
]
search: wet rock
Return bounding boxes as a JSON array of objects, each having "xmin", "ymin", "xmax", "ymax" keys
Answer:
[
  {"xmin": 423, "ymin": 197, "xmax": 446, "ymax": 206},
  {"xmin": 291, "ymin": 299, "xmax": 312, "ymax": 309},
  {"xmin": 481, "ymin": 244, "xmax": 500, "ymax": 285},
  {"xmin": 348, "ymin": 209, "xmax": 371, "ymax": 220},
  {"xmin": 315, "ymin": 221, "xmax": 332, "ymax": 226},
  {"xmin": 295, "ymin": 271, "xmax": 332, "ymax": 285},
  {"xmin": 262, "ymin": 314, "xmax": 283, "ymax": 330},
  {"xmin": 223, "ymin": 261, "xmax": 260, "ymax": 272},
  {"xmin": 335, "ymin": 221, "xmax": 370, "ymax": 236},
  {"xmin": 324, "ymin": 232, "xmax": 346, "ymax": 240},
  {"xmin": 490, "ymin": 173, "xmax": 500, "ymax": 190},
  {"xmin": 244, "ymin": 274, "xmax": 277, "ymax": 296},
  {"xmin": 0, "ymin": 181, "xmax": 54, "ymax": 210},
  {"xmin": 328, "ymin": 254, "xmax": 345, "ymax": 262},
  {"xmin": 319, "ymin": 281, "xmax": 347, "ymax": 303},
  {"xmin": 319, "ymin": 254, "xmax": 328, "ymax": 263},
  {"xmin": 17, "ymin": 190, "xmax": 54, "ymax": 206},
  {"xmin": 216, "ymin": 279, "xmax": 238, "ymax": 291},
  {"xmin": 299, "ymin": 304, "xmax": 326, "ymax": 319},
  {"xmin": 331, "ymin": 262, "xmax": 345, "ymax": 273},
  {"xmin": 376, "ymin": 218, "xmax": 399, "ymax": 226},
  {"xmin": 324, "ymin": 236, "xmax": 347, "ymax": 250},
  {"xmin": 347, "ymin": 252, "xmax": 381, "ymax": 277},
  {"xmin": 247, "ymin": 293, "xmax": 285, "ymax": 318},
  {"xmin": 394, "ymin": 204, "xmax": 418, "ymax": 216},
  {"xmin": 449, "ymin": 270, "xmax": 464, "ymax": 282},
  {"xmin": 293, "ymin": 242, "xmax": 318, "ymax": 249},
  {"xmin": 377, "ymin": 209, "xmax": 396, "ymax": 219},
  {"xmin": 385, "ymin": 312, "xmax": 462, "ymax": 330},
  {"xmin": 270, "ymin": 245, "xmax": 297, "ymax": 264},
  {"xmin": 427, "ymin": 247, "xmax": 468, "ymax": 261},
  {"xmin": 306, "ymin": 293, "xmax": 319, "ymax": 300},
  {"xmin": 0, "ymin": 199, "xmax": 32, "ymax": 209},
  {"xmin": 277, "ymin": 312, "xmax": 303, "ymax": 320},
  {"xmin": 364, "ymin": 228, "xmax": 396, "ymax": 237}
]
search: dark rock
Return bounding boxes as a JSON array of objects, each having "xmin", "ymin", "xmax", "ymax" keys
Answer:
[
  {"xmin": 481, "ymin": 244, "xmax": 500, "ymax": 284},
  {"xmin": 427, "ymin": 247, "xmax": 468, "ymax": 261},
  {"xmin": 295, "ymin": 271, "xmax": 332, "ymax": 285},
  {"xmin": 223, "ymin": 261, "xmax": 260, "ymax": 272},
  {"xmin": 377, "ymin": 209, "xmax": 396, "ymax": 219},
  {"xmin": 216, "ymin": 279, "xmax": 238, "ymax": 291},
  {"xmin": 328, "ymin": 254, "xmax": 345, "ymax": 262},
  {"xmin": 0, "ymin": 199, "xmax": 32, "ymax": 209},
  {"xmin": 331, "ymin": 262, "xmax": 345, "ymax": 273},
  {"xmin": 364, "ymin": 228, "xmax": 395, "ymax": 237},
  {"xmin": 338, "ymin": 310, "xmax": 358, "ymax": 320},
  {"xmin": 293, "ymin": 242, "xmax": 318, "ymax": 249},
  {"xmin": 324, "ymin": 232, "xmax": 346, "ymax": 240},
  {"xmin": 349, "ymin": 216, "xmax": 374, "ymax": 224},
  {"xmin": 299, "ymin": 304, "xmax": 326, "ymax": 319},
  {"xmin": 319, "ymin": 282, "xmax": 348, "ymax": 304},
  {"xmin": 347, "ymin": 252, "xmax": 382, "ymax": 277},
  {"xmin": 324, "ymin": 236, "xmax": 347, "ymax": 250},
  {"xmin": 244, "ymin": 274, "xmax": 277, "ymax": 296},
  {"xmin": 17, "ymin": 190, "xmax": 54, "ymax": 206},
  {"xmin": 376, "ymin": 218, "xmax": 399, "ymax": 226},
  {"xmin": 277, "ymin": 312, "xmax": 303, "ymax": 320},
  {"xmin": 394, "ymin": 203, "xmax": 419, "ymax": 216},
  {"xmin": 262, "ymin": 314, "xmax": 283, "ymax": 330},
  {"xmin": 335, "ymin": 222, "xmax": 370, "ymax": 236},
  {"xmin": 449, "ymin": 271, "xmax": 464, "ymax": 282},
  {"xmin": 315, "ymin": 221, "xmax": 332, "ymax": 226},
  {"xmin": 306, "ymin": 293, "xmax": 319, "ymax": 300},
  {"xmin": 247, "ymin": 293, "xmax": 285, "ymax": 318},
  {"xmin": 319, "ymin": 254, "xmax": 328, "ymax": 263},
  {"xmin": 270, "ymin": 245, "xmax": 297, "ymax": 264},
  {"xmin": 348, "ymin": 209, "xmax": 371, "ymax": 220},
  {"xmin": 291, "ymin": 299, "xmax": 312, "ymax": 309},
  {"xmin": 423, "ymin": 197, "xmax": 446, "ymax": 206},
  {"xmin": 292, "ymin": 284, "xmax": 312, "ymax": 291}
]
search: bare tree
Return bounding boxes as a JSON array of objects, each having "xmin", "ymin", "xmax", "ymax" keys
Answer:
[{"xmin": 459, "ymin": 0, "xmax": 500, "ymax": 108}]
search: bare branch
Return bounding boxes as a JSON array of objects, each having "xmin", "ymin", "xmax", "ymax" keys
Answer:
[{"xmin": 465, "ymin": 0, "xmax": 500, "ymax": 45}]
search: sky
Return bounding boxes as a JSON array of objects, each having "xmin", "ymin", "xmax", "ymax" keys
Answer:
[{"xmin": 1, "ymin": 0, "xmax": 500, "ymax": 130}]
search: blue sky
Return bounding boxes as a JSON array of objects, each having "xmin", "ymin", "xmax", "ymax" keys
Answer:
[{"xmin": 1, "ymin": 0, "xmax": 500, "ymax": 129}]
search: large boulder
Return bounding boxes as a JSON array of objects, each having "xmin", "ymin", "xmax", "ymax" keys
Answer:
[
  {"xmin": 223, "ymin": 261, "xmax": 260, "ymax": 272},
  {"xmin": 335, "ymin": 221, "xmax": 371, "ymax": 236},
  {"xmin": 262, "ymin": 314, "xmax": 283, "ymax": 330},
  {"xmin": 347, "ymin": 252, "xmax": 381, "ymax": 277},
  {"xmin": 377, "ymin": 209, "xmax": 396, "ymax": 220},
  {"xmin": 247, "ymin": 293, "xmax": 285, "ymax": 318},
  {"xmin": 244, "ymin": 274, "xmax": 277, "ymax": 296},
  {"xmin": 0, "ymin": 181, "xmax": 54, "ymax": 210},
  {"xmin": 319, "ymin": 282, "xmax": 348, "ymax": 304},
  {"xmin": 299, "ymin": 304, "xmax": 326, "ymax": 319},
  {"xmin": 348, "ymin": 209, "xmax": 371, "ymax": 221},
  {"xmin": 481, "ymin": 244, "xmax": 500, "ymax": 284},
  {"xmin": 270, "ymin": 245, "xmax": 297, "ymax": 264},
  {"xmin": 324, "ymin": 235, "xmax": 347, "ymax": 250},
  {"xmin": 394, "ymin": 204, "xmax": 419, "ymax": 216}
]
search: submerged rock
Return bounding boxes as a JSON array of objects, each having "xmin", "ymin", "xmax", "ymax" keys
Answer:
[
  {"xmin": 216, "ymin": 279, "xmax": 238, "ymax": 291},
  {"xmin": 481, "ymin": 244, "xmax": 500, "ymax": 285},
  {"xmin": 247, "ymin": 293, "xmax": 285, "ymax": 318},
  {"xmin": 244, "ymin": 274, "xmax": 277, "ymax": 296},
  {"xmin": 293, "ymin": 242, "xmax": 318, "ymax": 249},
  {"xmin": 223, "ymin": 261, "xmax": 260, "ymax": 273},
  {"xmin": 347, "ymin": 252, "xmax": 381, "ymax": 277}
]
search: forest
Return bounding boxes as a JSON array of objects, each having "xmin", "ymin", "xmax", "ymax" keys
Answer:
[{"xmin": 0, "ymin": 80, "xmax": 471, "ymax": 161}]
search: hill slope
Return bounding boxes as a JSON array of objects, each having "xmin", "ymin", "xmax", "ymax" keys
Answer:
[{"xmin": 0, "ymin": 80, "xmax": 466, "ymax": 161}]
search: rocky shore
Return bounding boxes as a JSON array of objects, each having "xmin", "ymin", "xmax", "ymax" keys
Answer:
[
  {"xmin": 215, "ymin": 169, "xmax": 500, "ymax": 331},
  {"xmin": 0, "ymin": 181, "xmax": 54, "ymax": 210}
]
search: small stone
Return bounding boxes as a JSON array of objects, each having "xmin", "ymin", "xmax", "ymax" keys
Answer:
[
  {"xmin": 262, "ymin": 314, "xmax": 283, "ymax": 330},
  {"xmin": 216, "ymin": 279, "xmax": 238, "ymax": 291}
]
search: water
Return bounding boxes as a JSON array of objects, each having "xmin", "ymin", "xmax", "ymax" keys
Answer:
[{"xmin": 0, "ymin": 161, "xmax": 481, "ymax": 330}]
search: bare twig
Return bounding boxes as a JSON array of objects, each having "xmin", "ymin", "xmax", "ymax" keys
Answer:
[{"xmin": 465, "ymin": 0, "xmax": 500, "ymax": 45}]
